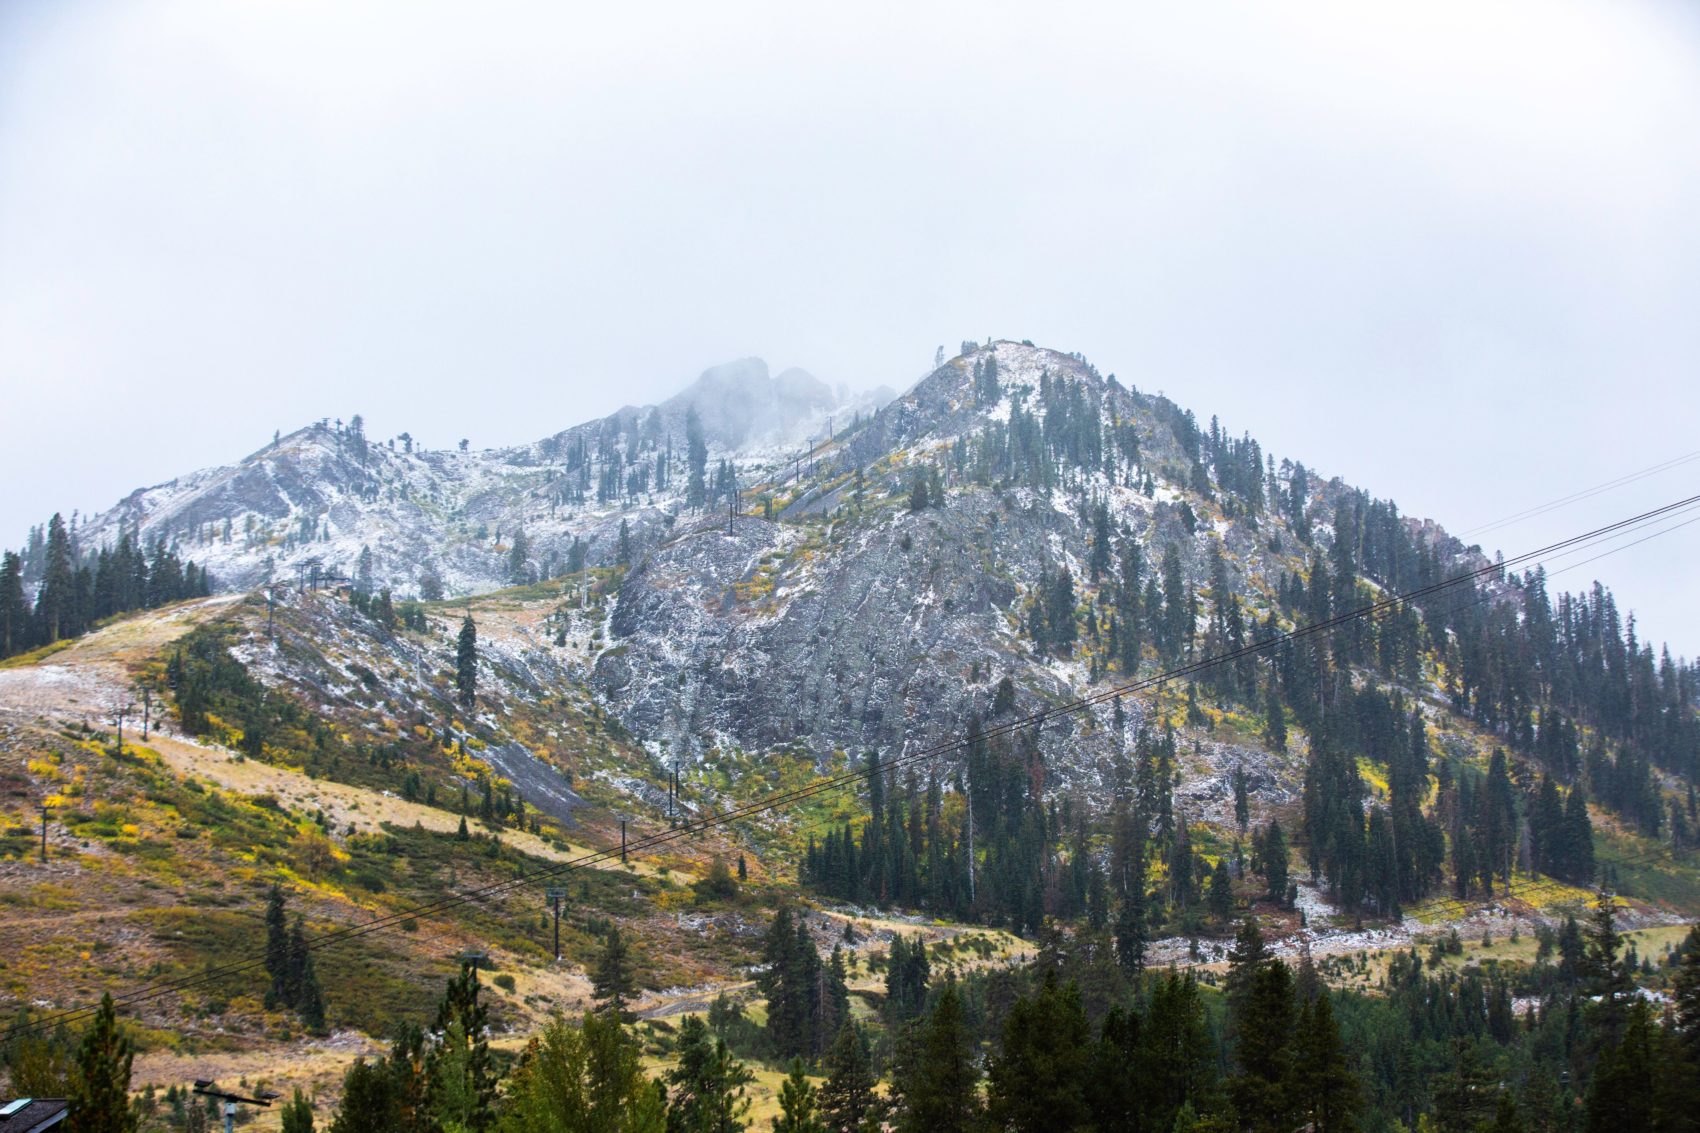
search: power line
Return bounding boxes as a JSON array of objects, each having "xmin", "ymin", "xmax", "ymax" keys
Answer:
[
  {"xmin": 1458, "ymin": 447, "xmax": 1700, "ymax": 540},
  {"xmin": 6, "ymin": 492, "xmax": 1699, "ymax": 1042}
]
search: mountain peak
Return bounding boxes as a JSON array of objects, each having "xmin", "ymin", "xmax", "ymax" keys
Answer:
[{"xmin": 663, "ymin": 358, "xmax": 836, "ymax": 448}]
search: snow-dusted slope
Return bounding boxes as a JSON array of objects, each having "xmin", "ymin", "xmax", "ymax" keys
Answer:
[
  {"xmin": 72, "ymin": 359, "xmax": 892, "ymax": 599},
  {"xmin": 61, "ymin": 341, "xmax": 1463, "ymax": 813}
]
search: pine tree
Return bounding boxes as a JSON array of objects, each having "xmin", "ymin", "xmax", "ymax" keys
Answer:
[
  {"xmin": 893, "ymin": 982, "xmax": 980, "ymax": 1133},
  {"xmin": 456, "ymin": 615, "xmax": 479, "ymax": 708},
  {"xmin": 685, "ymin": 409, "xmax": 709, "ymax": 511},
  {"xmin": 356, "ymin": 545, "xmax": 375, "ymax": 597},
  {"xmin": 1140, "ymin": 971, "xmax": 1217, "ymax": 1131},
  {"xmin": 1291, "ymin": 993, "xmax": 1358, "ymax": 1133},
  {"xmin": 1564, "ymin": 786, "xmax": 1596, "ymax": 884},
  {"xmin": 1585, "ymin": 893, "xmax": 1633, "ymax": 1030},
  {"xmin": 69, "ymin": 994, "xmax": 136, "ymax": 1133},
  {"xmin": 817, "ymin": 1022, "xmax": 876, "ymax": 1133},
  {"xmin": 384, "ymin": 1024, "xmax": 431, "ymax": 1133},
  {"xmin": 508, "ymin": 528, "xmax": 531, "ymax": 582},
  {"xmin": 1225, "ymin": 917, "xmax": 1271, "ymax": 1025},
  {"xmin": 667, "ymin": 1014, "xmax": 753, "ymax": 1133},
  {"xmin": 280, "ymin": 1089, "xmax": 315, "ymax": 1133},
  {"xmin": 329, "ymin": 1059, "xmax": 395, "ymax": 1133},
  {"xmin": 908, "ymin": 467, "xmax": 930, "ymax": 511},
  {"xmin": 1586, "ymin": 1000, "xmax": 1659, "ymax": 1133},
  {"xmin": 986, "ymin": 971, "xmax": 1092, "ymax": 1133},
  {"xmin": 1233, "ymin": 766, "xmax": 1251, "ymax": 834},
  {"xmin": 296, "ymin": 945, "xmax": 327, "ymax": 1034},
  {"xmin": 1263, "ymin": 682, "xmax": 1288, "ymax": 753},
  {"xmin": 426, "ymin": 964, "xmax": 497, "ymax": 1132},
  {"xmin": 884, "ymin": 935, "xmax": 931, "ymax": 1026},
  {"xmin": 1115, "ymin": 896, "xmax": 1147, "ymax": 979},
  {"xmin": 593, "ymin": 926, "xmax": 638, "ymax": 1021},
  {"xmin": 496, "ymin": 1011, "xmax": 665, "ymax": 1133},
  {"xmin": 1209, "ymin": 860, "xmax": 1234, "ymax": 923},
  {"xmin": 285, "ymin": 915, "xmax": 311, "ymax": 1008},
  {"xmin": 773, "ymin": 1060, "xmax": 825, "ymax": 1133},
  {"xmin": 759, "ymin": 907, "xmax": 820, "ymax": 1059},
  {"xmin": 264, "ymin": 884, "xmax": 290, "ymax": 1008},
  {"xmin": 37, "ymin": 513, "xmax": 78, "ymax": 644},
  {"xmin": 1263, "ymin": 821, "xmax": 1289, "ymax": 905},
  {"xmin": 1230, "ymin": 960, "xmax": 1297, "ymax": 1133},
  {"xmin": 0, "ymin": 551, "xmax": 28, "ymax": 658}
]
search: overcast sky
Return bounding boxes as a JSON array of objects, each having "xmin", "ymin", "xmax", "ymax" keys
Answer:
[{"xmin": 1, "ymin": 0, "xmax": 1697, "ymax": 651}]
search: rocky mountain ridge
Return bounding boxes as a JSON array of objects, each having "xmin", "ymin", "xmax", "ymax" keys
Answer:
[
  {"xmin": 66, "ymin": 357, "xmax": 891, "ymax": 600},
  {"xmin": 39, "ymin": 342, "xmax": 1500, "ymax": 795}
]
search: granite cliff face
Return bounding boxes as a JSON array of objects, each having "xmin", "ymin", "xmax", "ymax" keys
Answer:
[{"xmin": 587, "ymin": 342, "xmax": 1336, "ymax": 808}]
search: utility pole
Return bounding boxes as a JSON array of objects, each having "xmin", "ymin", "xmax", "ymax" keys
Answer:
[
  {"xmin": 546, "ymin": 887, "xmax": 569, "ymax": 961},
  {"xmin": 40, "ymin": 804, "xmax": 49, "ymax": 863},
  {"xmin": 193, "ymin": 1080, "xmax": 279, "ymax": 1133},
  {"xmin": 139, "ymin": 687, "xmax": 152, "ymax": 741},
  {"xmin": 620, "ymin": 818, "xmax": 628, "ymax": 864}
]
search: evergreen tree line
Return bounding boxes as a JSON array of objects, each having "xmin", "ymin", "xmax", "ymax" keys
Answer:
[
  {"xmin": 805, "ymin": 720, "xmax": 1263, "ymax": 950},
  {"xmin": 803, "ymin": 679, "xmax": 1601, "ymax": 935},
  {"xmin": 1, "ymin": 514, "xmax": 214, "ymax": 660}
]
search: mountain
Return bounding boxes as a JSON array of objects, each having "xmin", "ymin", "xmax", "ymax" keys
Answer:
[
  {"xmin": 67, "ymin": 358, "xmax": 891, "ymax": 600},
  {"xmin": 5, "ymin": 339, "xmax": 1700, "ymax": 1105},
  {"xmin": 20, "ymin": 340, "xmax": 1700, "ymax": 834}
]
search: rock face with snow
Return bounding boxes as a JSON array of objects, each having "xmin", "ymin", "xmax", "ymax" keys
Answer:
[
  {"xmin": 59, "ymin": 342, "xmax": 1431, "ymax": 807},
  {"xmin": 589, "ymin": 342, "xmax": 1332, "ymax": 795},
  {"xmin": 74, "ymin": 359, "xmax": 880, "ymax": 600}
]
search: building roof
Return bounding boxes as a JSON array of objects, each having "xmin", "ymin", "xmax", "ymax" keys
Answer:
[{"xmin": 0, "ymin": 1098, "xmax": 69, "ymax": 1131}]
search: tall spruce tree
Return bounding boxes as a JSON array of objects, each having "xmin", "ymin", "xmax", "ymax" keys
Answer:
[
  {"xmin": 1230, "ymin": 960, "xmax": 1298, "ymax": 1133},
  {"xmin": 685, "ymin": 409, "xmax": 709, "ymax": 511},
  {"xmin": 264, "ymin": 884, "xmax": 290, "ymax": 1008},
  {"xmin": 456, "ymin": 614, "xmax": 478, "ymax": 707},
  {"xmin": 592, "ymin": 926, "xmax": 638, "ymax": 1022},
  {"xmin": 1291, "ymin": 992, "xmax": 1359, "ymax": 1133}
]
